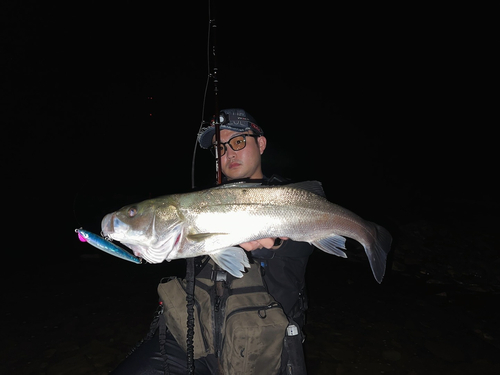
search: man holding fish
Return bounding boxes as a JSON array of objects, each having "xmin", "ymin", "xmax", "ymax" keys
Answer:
[{"xmin": 109, "ymin": 108, "xmax": 391, "ymax": 374}]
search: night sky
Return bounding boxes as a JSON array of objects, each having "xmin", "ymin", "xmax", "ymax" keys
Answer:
[{"xmin": 2, "ymin": 2, "xmax": 495, "ymax": 263}]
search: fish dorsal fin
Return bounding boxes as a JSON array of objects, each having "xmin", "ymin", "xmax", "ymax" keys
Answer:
[
  {"xmin": 216, "ymin": 182, "xmax": 263, "ymax": 189},
  {"xmin": 214, "ymin": 180, "xmax": 326, "ymax": 197},
  {"xmin": 286, "ymin": 181, "xmax": 326, "ymax": 197}
]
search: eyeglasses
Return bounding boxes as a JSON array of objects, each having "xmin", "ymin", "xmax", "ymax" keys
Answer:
[{"xmin": 210, "ymin": 134, "xmax": 259, "ymax": 157}]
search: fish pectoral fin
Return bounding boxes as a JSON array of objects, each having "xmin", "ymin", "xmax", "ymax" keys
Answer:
[
  {"xmin": 210, "ymin": 247, "xmax": 251, "ymax": 278},
  {"xmin": 186, "ymin": 232, "xmax": 228, "ymax": 243},
  {"xmin": 310, "ymin": 235, "xmax": 348, "ymax": 258}
]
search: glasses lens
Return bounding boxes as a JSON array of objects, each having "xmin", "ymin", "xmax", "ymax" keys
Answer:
[
  {"xmin": 229, "ymin": 135, "xmax": 246, "ymax": 151},
  {"xmin": 211, "ymin": 134, "xmax": 254, "ymax": 157},
  {"xmin": 210, "ymin": 143, "xmax": 226, "ymax": 157}
]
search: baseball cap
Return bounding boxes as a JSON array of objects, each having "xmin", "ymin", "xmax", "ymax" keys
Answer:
[{"xmin": 198, "ymin": 108, "xmax": 264, "ymax": 149}]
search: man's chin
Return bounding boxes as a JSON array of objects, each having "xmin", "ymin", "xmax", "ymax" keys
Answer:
[{"xmin": 223, "ymin": 168, "xmax": 246, "ymax": 180}]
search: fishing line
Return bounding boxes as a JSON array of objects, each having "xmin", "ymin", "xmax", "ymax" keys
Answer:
[
  {"xmin": 191, "ymin": 0, "xmax": 215, "ymax": 190},
  {"xmin": 72, "ymin": 191, "xmax": 82, "ymax": 228}
]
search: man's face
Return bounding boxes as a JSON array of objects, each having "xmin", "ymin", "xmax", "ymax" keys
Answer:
[{"xmin": 215, "ymin": 129, "xmax": 267, "ymax": 180}]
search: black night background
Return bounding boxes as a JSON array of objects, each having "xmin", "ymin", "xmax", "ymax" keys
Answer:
[{"xmin": 1, "ymin": 2, "xmax": 498, "ymax": 374}]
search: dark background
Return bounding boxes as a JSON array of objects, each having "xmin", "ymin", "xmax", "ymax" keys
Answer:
[
  {"xmin": 3, "ymin": 3, "xmax": 496, "ymax": 249},
  {"xmin": 1, "ymin": 1, "xmax": 498, "ymax": 374}
]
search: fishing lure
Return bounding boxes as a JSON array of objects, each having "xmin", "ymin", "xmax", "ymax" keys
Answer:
[{"xmin": 75, "ymin": 228, "xmax": 142, "ymax": 264}]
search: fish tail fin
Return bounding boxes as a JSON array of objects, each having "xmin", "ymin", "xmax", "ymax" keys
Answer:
[
  {"xmin": 210, "ymin": 247, "xmax": 251, "ymax": 278},
  {"xmin": 365, "ymin": 223, "xmax": 392, "ymax": 284},
  {"xmin": 311, "ymin": 224, "xmax": 392, "ymax": 283},
  {"xmin": 310, "ymin": 235, "xmax": 348, "ymax": 258}
]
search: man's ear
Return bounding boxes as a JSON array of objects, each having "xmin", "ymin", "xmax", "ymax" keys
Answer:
[{"xmin": 258, "ymin": 136, "xmax": 267, "ymax": 155}]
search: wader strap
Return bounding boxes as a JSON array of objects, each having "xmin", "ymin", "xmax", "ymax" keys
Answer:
[
  {"xmin": 186, "ymin": 258, "xmax": 196, "ymax": 375},
  {"xmin": 143, "ymin": 302, "xmax": 170, "ymax": 375},
  {"xmin": 158, "ymin": 313, "xmax": 170, "ymax": 375}
]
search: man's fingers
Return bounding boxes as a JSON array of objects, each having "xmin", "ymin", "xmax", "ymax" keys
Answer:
[{"xmin": 240, "ymin": 238, "xmax": 276, "ymax": 251}]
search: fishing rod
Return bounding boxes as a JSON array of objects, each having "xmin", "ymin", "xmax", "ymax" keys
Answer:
[
  {"xmin": 192, "ymin": 0, "xmax": 222, "ymax": 189},
  {"xmin": 186, "ymin": 2, "xmax": 223, "ymax": 375},
  {"xmin": 211, "ymin": 1, "xmax": 222, "ymax": 186}
]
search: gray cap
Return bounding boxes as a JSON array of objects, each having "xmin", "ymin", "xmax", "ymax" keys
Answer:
[{"xmin": 198, "ymin": 108, "xmax": 263, "ymax": 149}]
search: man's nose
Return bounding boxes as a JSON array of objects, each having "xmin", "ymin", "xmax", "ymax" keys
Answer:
[{"xmin": 224, "ymin": 145, "xmax": 237, "ymax": 158}]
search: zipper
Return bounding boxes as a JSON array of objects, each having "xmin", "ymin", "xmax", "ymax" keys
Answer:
[
  {"xmin": 214, "ymin": 295, "xmax": 222, "ymax": 312},
  {"xmin": 213, "ymin": 288, "xmax": 226, "ymax": 358},
  {"xmin": 225, "ymin": 301, "xmax": 281, "ymax": 321}
]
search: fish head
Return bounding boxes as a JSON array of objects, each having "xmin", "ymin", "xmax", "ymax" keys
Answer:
[{"xmin": 101, "ymin": 198, "xmax": 183, "ymax": 263}]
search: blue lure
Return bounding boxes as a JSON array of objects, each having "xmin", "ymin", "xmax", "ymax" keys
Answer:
[{"xmin": 75, "ymin": 228, "xmax": 142, "ymax": 264}]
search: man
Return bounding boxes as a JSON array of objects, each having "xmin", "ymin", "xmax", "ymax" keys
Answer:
[
  {"xmin": 200, "ymin": 108, "xmax": 280, "ymax": 252},
  {"xmin": 112, "ymin": 108, "xmax": 312, "ymax": 374}
]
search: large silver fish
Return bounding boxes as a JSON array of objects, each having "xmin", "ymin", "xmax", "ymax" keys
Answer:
[{"xmin": 101, "ymin": 181, "xmax": 392, "ymax": 282}]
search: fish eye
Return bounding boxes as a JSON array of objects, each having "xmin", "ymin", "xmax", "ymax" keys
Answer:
[{"xmin": 128, "ymin": 207, "xmax": 137, "ymax": 217}]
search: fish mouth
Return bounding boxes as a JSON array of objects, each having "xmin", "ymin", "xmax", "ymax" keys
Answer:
[
  {"xmin": 101, "ymin": 213, "xmax": 144, "ymax": 258},
  {"xmin": 100, "ymin": 213, "xmax": 183, "ymax": 263},
  {"xmin": 101, "ymin": 213, "xmax": 117, "ymax": 237},
  {"xmin": 101, "ymin": 214, "xmax": 150, "ymax": 260},
  {"xmin": 101, "ymin": 213, "xmax": 132, "ymax": 243}
]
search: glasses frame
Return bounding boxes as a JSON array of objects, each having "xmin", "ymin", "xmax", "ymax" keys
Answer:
[{"xmin": 210, "ymin": 133, "xmax": 259, "ymax": 157}]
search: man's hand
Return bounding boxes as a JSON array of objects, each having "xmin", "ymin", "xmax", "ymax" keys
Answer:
[{"xmin": 239, "ymin": 237, "xmax": 289, "ymax": 252}]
